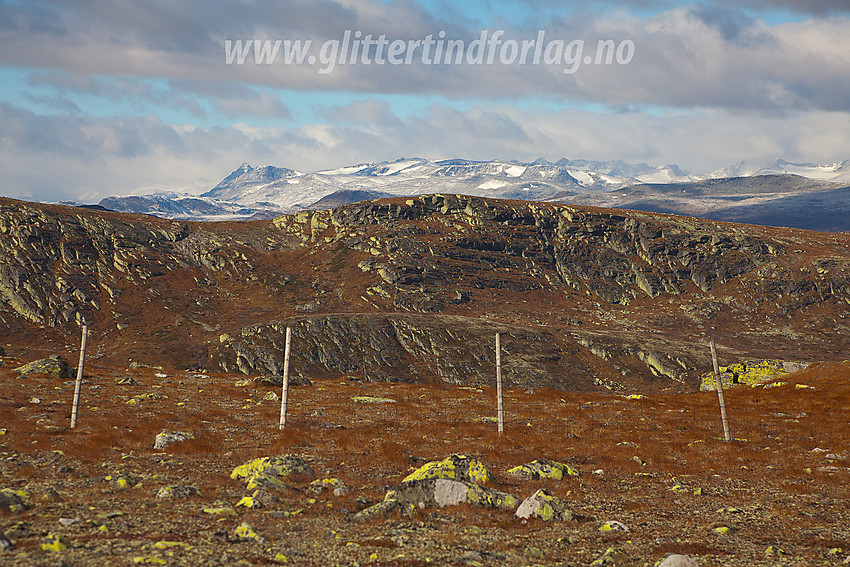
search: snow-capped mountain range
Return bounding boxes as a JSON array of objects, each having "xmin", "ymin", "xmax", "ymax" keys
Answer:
[{"xmin": 84, "ymin": 157, "xmax": 850, "ymax": 230}]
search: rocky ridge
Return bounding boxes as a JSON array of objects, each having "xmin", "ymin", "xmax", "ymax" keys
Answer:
[{"xmin": 1, "ymin": 195, "xmax": 850, "ymax": 392}]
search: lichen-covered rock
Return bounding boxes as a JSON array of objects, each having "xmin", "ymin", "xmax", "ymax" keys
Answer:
[
  {"xmin": 387, "ymin": 479, "xmax": 518, "ymax": 511},
  {"xmin": 351, "ymin": 498, "xmax": 402, "ymax": 522},
  {"xmin": 0, "ymin": 530, "xmax": 13, "ymax": 551},
  {"xmin": 403, "ymin": 454, "xmax": 492, "ymax": 484},
  {"xmin": 153, "ymin": 430, "xmax": 193, "ymax": 450},
  {"xmin": 309, "ymin": 478, "xmax": 350, "ymax": 496},
  {"xmin": 41, "ymin": 533, "xmax": 69, "ymax": 552},
  {"xmin": 699, "ymin": 359, "xmax": 808, "ymax": 391},
  {"xmin": 507, "ymin": 459, "xmax": 579, "ymax": 480},
  {"xmin": 234, "ymin": 522, "xmax": 267, "ymax": 544},
  {"xmin": 202, "ymin": 506, "xmax": 236, "ymax": 516},
  {"xmin": 463, "ymin": 483, "xmax": 518, "ymax": 510},
  {"xmin": 515, "ymin": 489, "xmax": 574, "ymax": 521},
  {"xmin": 257, "ymin": 374, "xmax": 313, "ymax": 387},
  {"xmin": 230, "ymin": 455, "xmax": 316, "ymax": 483},
  {"xmin": 105, "ymin": 473, "xmax": 141, "ymax": 490},
  {"xmin": 245, "ymin": 473, "xmax": 292, "ymax": 493},
  {"xmin": 591, "ymin": 547, "xmax": 628, "ymax": 565},
  {"xmin": 155, "ymin": 485, "xmax": 201, "ymax": 500},
  {"xmin": 13, "ymin": 356, "xmax": 74, "ymax": 379},
  {"xmin": 599, "ymin": 520, "xmax": 629, "ymax": 532},
  {"xmin": 0, "ymin": 488, "xmax": 28, "ymax": 513},
  {"xmin": 352, "ymin": 396, "xmax": 396, "ymax": 404}
]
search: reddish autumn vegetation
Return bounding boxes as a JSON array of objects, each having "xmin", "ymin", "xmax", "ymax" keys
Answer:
[{"xmin": 0, "ymin": 358, "xmax": 847, "ymax": 566}]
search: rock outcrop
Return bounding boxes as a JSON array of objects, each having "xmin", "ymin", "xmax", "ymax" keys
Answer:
[{"xmin": 2, "ymin": 195, "xmax": 849, "ymax": 391}]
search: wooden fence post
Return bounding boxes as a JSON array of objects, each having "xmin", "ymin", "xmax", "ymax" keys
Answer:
[
  {"xmin": 279, "ymin": 326, "xmax": 292, "ymax": 429},
  {"xmin": 70, "ymin": 325, "xmax": 88, "ymax": 429},
  {"xmin": 496, "ymin": 332, "xmax": 504, "ymax": 435},
  {"xmin": 710, "ymin": 338, "xmax": 731, "ymax": 442}
]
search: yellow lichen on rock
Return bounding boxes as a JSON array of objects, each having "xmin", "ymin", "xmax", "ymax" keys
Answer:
[
  {"xmin": 699, "ymin": 359, "xmax": 808, "ymax": 391},
  {"xmin": 403, "ymin": 454, "xmax": 492, "ymax": 484},
  {"xmin": 507, "ymin": 459, "xmax": 579, "ymax": 480}
]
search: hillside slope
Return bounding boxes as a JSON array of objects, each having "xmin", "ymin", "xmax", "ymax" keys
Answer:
[{"xmin": 1, "ymin": 195, "xmax": 849, "ymax": 392}]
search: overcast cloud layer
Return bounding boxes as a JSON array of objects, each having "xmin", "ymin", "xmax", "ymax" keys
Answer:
[{"xmin": 1, "ymin": 0, "xmax": 849, "ymax": 202}]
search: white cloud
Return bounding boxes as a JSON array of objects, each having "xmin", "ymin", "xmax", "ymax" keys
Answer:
[{"xmin": 3, "ymin": 101, "xmax": 849, "ymax": 203}]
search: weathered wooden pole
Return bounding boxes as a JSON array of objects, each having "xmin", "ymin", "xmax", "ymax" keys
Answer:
[
  {"xmin": 70, "ymin": 325, "xmax": 88, "ymax": 429},
  {"xmin": 710, "ymin": 338, "xmax": 731, "ymax": 442},
  {"xmin": 496, "ymin": 332, "xmax": 504, "ymax": 435},
  {"xmin": 278, "ymin": 326, "xmax": 292, "ymax": 429}
]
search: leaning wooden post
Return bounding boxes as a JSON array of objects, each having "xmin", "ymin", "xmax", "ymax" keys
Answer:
[
  {"xmin": 279, "ymin": 326, "xmax": 292, "ymax": 429},
  {"xmin": 710, "ymin": 338, "xmax": 731, "ymax": 442},
  {"xmin": 70, "ymin": 325, "xmax": 88, "ymax": 429},
  {"xmin": 496, "ymin": 332, "xmax": 504, "ymax": 435}
]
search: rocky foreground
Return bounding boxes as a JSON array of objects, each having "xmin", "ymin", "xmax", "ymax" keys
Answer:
[{"xmin": 1, "ymin": 357, "xmax": 848, "ymax": 566}]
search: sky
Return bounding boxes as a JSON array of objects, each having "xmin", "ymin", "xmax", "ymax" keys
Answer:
[{"xmin": 1, "ymin": 0, "xmax": 849, "ymax": 203}]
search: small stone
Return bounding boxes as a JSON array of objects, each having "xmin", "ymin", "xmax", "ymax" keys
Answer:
[
  {"xmin": 352, "ymin": 396, "xmax": 396, "ymax": 404},
  {"xmin": 203, "ymin": 506, "xmax": 237, "ymax": 516},
  {"xmin": 153, "ymin": 541, "xmax": 193, "ymax": 551},
  {"xmin": 0, "ymin": 531, "xmax": 13, "ymax": 551},
  {"xmin": 234, "ymin": 522, "xmax": 267, "ymax": 545},
  {"xmin": 263, "ymin": 391, "xmax": 279, "ymax": 402},
  {"xmin": 41, "ymin": 533, "xmax": 69, "ymax": 552},
  {"xmin": 58, "ymin": 517, "xmax": 80, "ymax": 526},
  {"xmin": 153, "ymin": 430, "xmax": 193, "ymax": 450},
  {"xmin": 309, "ymin": 478, "xmax": 350, "ymax": 496},
  {"xmin": 155, "ymin": 485, "xmax": 201, "ymax": 500},
  {"xmin": 590, "ymin": 547, "xmax": 628, "ymax": 565},
  {"xmin": 598, "ymin": 520, "xmax": 629, "ymax": 532}
]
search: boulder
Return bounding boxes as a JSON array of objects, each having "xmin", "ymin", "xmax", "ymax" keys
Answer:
[
  {"xmin": 231, "ymin": 455, "xmax": 315, "ymax": 484},
  {"xmin": 507, "ymin": 459, "xmax": 579, "ymax": 480},
  {"xmin": 0, "ymin": 530, "xmax": 13, "ymax": 551},
  {"xmin": 0, "ymin": 488, "xmax": 28, "ymax": 514},
  {"xmin": 387, "ymin": 478, "xmax": 518, "ymax": 510},
  {"xmin": 515, "ymin": 489, "xmax": 574, "ymax": 521},
  {"xmin": 13, "ymin": 355, "xmax": 74, "ymax": 379},
  {"xmin": 403, "ymin": 454, "xmax": 492, "ymax": 484},
  {"xmin": 657, "ymin": 554, "xmax": 699, "ymax": 567},
  {"xmin": 153, "ymin": 431, "xmax": 193, "ymax": 450}
]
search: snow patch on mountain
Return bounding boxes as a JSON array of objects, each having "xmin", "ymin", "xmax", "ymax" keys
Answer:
[{"xmin": 88, "ymin": 156, "xmax": 849, "ymax": 222}]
